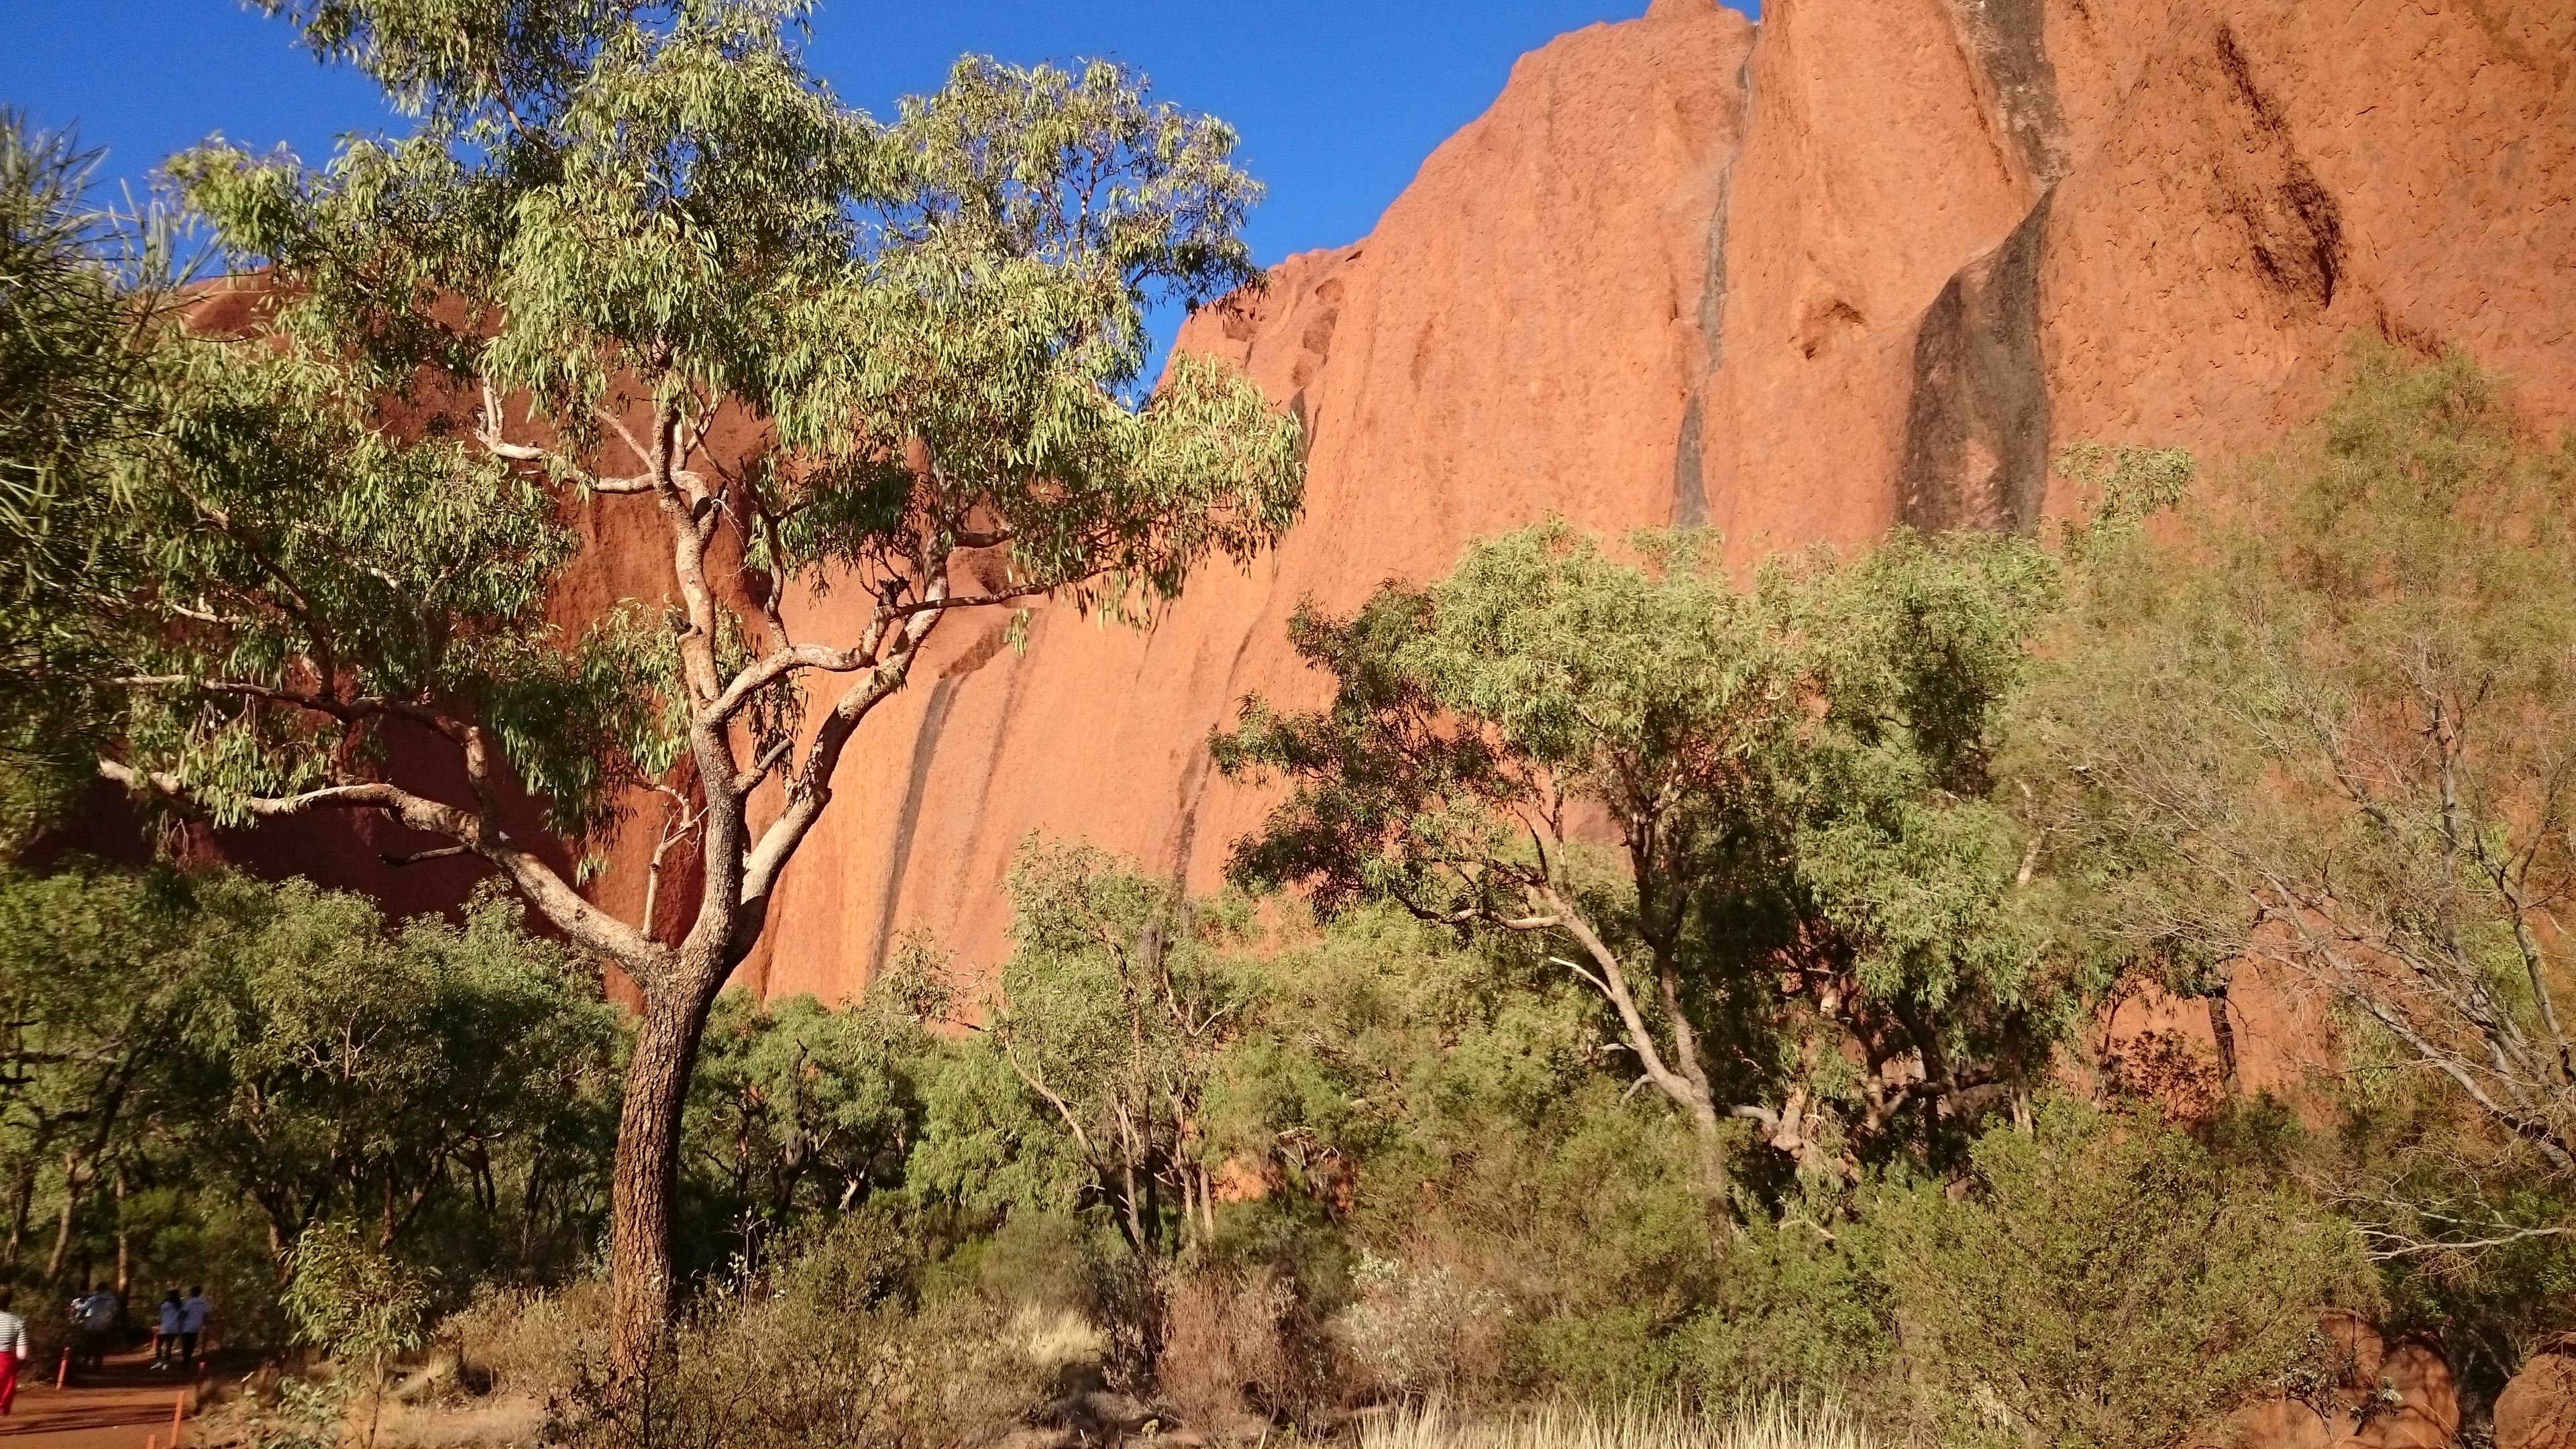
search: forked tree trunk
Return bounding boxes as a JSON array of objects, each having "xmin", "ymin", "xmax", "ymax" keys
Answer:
[
  {"xmin": 45, "ymin": 1153, "xmax": 77, "ymax": 1284},
  {"xmin": 608, "ymin": 981, "xmax": 717, "ymax": 1382}
]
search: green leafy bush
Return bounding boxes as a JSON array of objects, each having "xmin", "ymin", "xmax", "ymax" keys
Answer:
[
  {"xmin": 1676, "ymin": 1220, "xmax": 1892, "ymax": 1411},
  {"xmin": 280, "ymin": 1221, "xmax": 436, "ymax": 1449},
  {"xmin": 1867, "ymin": 1102, "xmax": 2375, "ymax": 1449}
]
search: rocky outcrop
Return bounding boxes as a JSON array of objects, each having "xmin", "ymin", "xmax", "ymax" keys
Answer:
[
  {"xmin": 2212, "ymin": 1315, "xmax": 2461, "ymax": 1449},
  {"xmin": 751, "ymin": 0, "xmax": 2573, "ymax": 987},
  {"xmin": 148, "ymin": 0, "xmax": 2574, "ymax": 996},
  {"xmin": 2500, "ymin": 1338, "xmax": 2576, "ymax": 1449}
]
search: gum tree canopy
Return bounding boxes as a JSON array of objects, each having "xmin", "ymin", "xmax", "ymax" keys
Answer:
[
  {"xmin": 1214, "ymin": 523, "xmax": 2072, "ymax": 1205},
  {"xmin": 18, "ymin": 0, "xmax": 1301, "ymax": 1374}
]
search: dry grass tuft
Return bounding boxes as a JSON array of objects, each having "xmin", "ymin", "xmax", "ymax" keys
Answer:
[
  {"xmin": 443, "ymin": 1278, "xmax": 612, "ymax": 1401},
  {"xmin": 373, "ymin": 1393, "xmax": 551, "ymax": 1449},
  {"xmin": 1358, "ymin": 1397, "xmax": 1880, "ymax": 1449}
]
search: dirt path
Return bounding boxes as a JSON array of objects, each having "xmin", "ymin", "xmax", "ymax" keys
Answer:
[{"xmin": 1, "ymin": 1353, "xmax": 202, "ymax": 1449}]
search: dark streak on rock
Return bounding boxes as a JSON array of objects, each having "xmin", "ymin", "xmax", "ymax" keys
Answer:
[
  {"xmin": 1289, "ymin": 390, "xmax": 1318, "ymax": 462},
  {"xmin": 1947, "ymin": 0, "xmax": 2072, "ymax": 191},
  {"xmin": 1700, "ymin": 162, "xmax": 1736, "ymax": 372},
  {"xmin": 1898, "ymin": 191, "xmax": 2056, "ymax": 535},
  {"xmin": 870, "ymin": 674, "xmax": 959, "ymax": 975},
  {"xmin": 1673, "ymin": 44, "xmax": 1753, "ymax": 530},
  {"xmin": 1674, "ymin": 395, "xmax": 1709, "ymax": 527},
  {"xmin": 1169, "ymin": 747, "xmax": 1212, "ymax": 892},
  {"xmin": 2214, "ymin": 25, "xmax": 2345, "ymax": 311}
]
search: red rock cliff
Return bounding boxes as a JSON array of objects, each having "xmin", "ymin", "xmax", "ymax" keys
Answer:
[
  {"xmin": 728, "ymin": 0, "xmax": 2572, "ymax": 994},
  {"xmin": 148, "ymin": 0, "xmax": 2573, "ymax": 996}
]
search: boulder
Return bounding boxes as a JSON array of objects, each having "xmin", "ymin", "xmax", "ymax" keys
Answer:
[
  {"xmin": 2212, "ymin": 1313, "xmax": 2461, "ymax": 1449},
  {"xmin": 2499, "ymin": 1337, "xmax": 2576, "ymax": 1449}
]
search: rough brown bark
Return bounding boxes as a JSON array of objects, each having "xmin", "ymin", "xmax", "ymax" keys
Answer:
[
  {"xmin": 2206, "ymin": 982, "xmax": 2239, "ymax": 1089},
  {"xmin": 45, "ymin": 1152, "xmax": 76, "ymax": 1284},
  {"xmin": 607, "ymin": 977, "xmax": 716, "ymax": 1381}
]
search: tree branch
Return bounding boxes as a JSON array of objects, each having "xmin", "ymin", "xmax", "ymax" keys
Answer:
[{"xmin": 95, "ymin": 758, "xmax": 667, "ymax": 981}]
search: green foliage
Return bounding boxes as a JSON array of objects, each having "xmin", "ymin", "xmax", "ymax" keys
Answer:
[
  {"xmin": 679, "ymin": 981, "xmax": 940, "ymax": 1267},
  {"xmin": 0, "ymin": 861, "xmax": 209, "ymax": 1277},
  {"xmin": 282, "ymin": 1218, "xmax": 435, "ymax": 1362},
  {"xmin": 2273, "ymin": 1080, "xmax": 2576, "ymax": 1398},
  {"xmin": 2019, "ymin": 343, "xmax": 2576, "ymax": 1171},
  {"xmin": 0, "ymin": 865, "xmax": 616, "ymax": 1307},
  {"xmin": 1210, "ymin": 905, "xmax": 1601, "ymax": 1211},
  {"xmin": 1676, "ymin": 1222, "xmax": 1891, "ymax": 1411},
  {"xmin": 572, "ymin": 1208, "xmax": 1049, "ymax": 1449},
  {"xmin": 39, "ymin": 1, "xmax": 1300, "ymax": 865},
  {"xmin": 5, "ymin": 0, "xmax": 1302, "ymax": 1359},
  {"xmin": 1216, "ymin": 521, "xmax": 2076, "ymax": 1199},
  {"xmin": 156, "ymin": 880, "xmax": 623, "ymax": 1266},
  {"xmin": 283, "ymin": 1219, "xmax": 437, "ymax": 1449},
  {"xmin": 0, "ymin": 113, "xmax": 182, "ymax": 843},
  {"xmin": 916, "ymin": 839, "xmax": 1252, "ymax": 1271},
  {"xmin": 1868, "ymin": 1102, "xmax": 2373, "ymax": 1449},
  {"xmin": 0, "ymin": 114, "xmax": 131, "ymax": 535}
]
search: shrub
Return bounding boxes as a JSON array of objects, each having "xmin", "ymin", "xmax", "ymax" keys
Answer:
[
  {"xmin": 564, "ymin": 1210, "xmax": 1048, "ymax": 1449},
  {"xmin": 205, "ymin": 1374, "xmax": 356, "ymax": 1449},
  {"xmin": 445, "ymin": 1278, "xmax": 613, "ymax": 1401},
  {"xmin": 1340, "ymin": 1250, "xmax": 1512, "ymax": 1405},
  {"xmin": 280, "ymin": 1222, "xmax": 436, "ymax": 1449},
  {"xmin": 1161, "ymin": 1263, "xmax": 1337, "ymax": 1432},
  {"xmin": 1866, "ymin": 1100, "xmax": 2376, "ymax": 1449},
  {"xmin": 1676, "ymin": 1220, "xmax": 1892, "ymax": 1412},
  {"xmin": 1352, "ymin": 1083, "xmax": 1722, "ymax": 1404}
]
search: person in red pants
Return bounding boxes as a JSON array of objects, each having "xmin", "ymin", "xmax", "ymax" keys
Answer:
[{"xmin": 0, "ymin": 1285, "xmax": 28, "ymax": 1415}]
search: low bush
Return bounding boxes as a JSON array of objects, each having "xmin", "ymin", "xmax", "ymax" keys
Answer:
[
  {"xmin": 1676, "ymin": 1221, "xmax": 1892, "ymax": 1413},
  {"xmin": 1867, "ymin": 1101, "xmax": 2376, "ymax": 1449},
  {"xmin": 445, "ymin": 1278, "xmax": 613, "ymax": 1402},
  {"xmin": 1339, "ymin": 1250, "xmax": 1513, "ymax": 1405},
  {"xmin": 1161, "ymin": 1263, "xmax": 1338, "ymax": 1432},
  {"xmin": 563, "ymin": 1210, "xmax": 1049, "ymax": 1449}
]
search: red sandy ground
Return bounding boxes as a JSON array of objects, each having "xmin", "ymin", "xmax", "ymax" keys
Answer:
[{"xmin": 1, "ymin": 1353, "xmax": 204, "ymax": 1449}]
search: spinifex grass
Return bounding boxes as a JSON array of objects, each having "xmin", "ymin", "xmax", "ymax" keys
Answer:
[{"xmin": 1359, "ymin": 1397, "xmax": 1880, "ymax": 1449}]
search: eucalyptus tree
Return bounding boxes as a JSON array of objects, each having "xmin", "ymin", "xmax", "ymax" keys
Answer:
[
  {"xmin": 156, "ymin": 880, "xmax": 621, "ymax": 1268},
  {"xmin": 0, "ymin": 865, "xmax": 209, "ymax": 1281},
  {"xmin": 0, "ymin": 113, "xmax": 184, "ymax": 841},
  {"xmin": 2023, "ymin": 345, "xmax": 2576, "ymax": 1174},
  {"xmin": 14, "ymin": 0, "xmax": 1300, "ymax": 1369},
  {"xmin": 682, "ymin": 985, "xmax": 934, "ymax": 1250},
  {"xmin": 910, "ymin": 840, "xmax": 1250, "ymax": 1375},
  {"xmin": 1214, "ymin": 523, "xmax": 2068, "ymax": 1203}
]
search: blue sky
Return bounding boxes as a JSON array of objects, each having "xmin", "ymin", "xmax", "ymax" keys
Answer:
[{"xmin": 1, "ymin": 1, "xmax": 1754, "ymax": 356}]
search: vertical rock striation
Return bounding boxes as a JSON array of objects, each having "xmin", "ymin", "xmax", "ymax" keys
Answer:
[
  {"xmin": 794, "ymin": 0, "xmax": 2571, "ymax": 985},
  {"xmin": 162, "ymin": 0, "xmax": 2576, "ymax": 998}
]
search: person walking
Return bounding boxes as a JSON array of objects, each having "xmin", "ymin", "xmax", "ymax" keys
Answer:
[
  {"xmin": 68, "ymin": 1285, "xmax": 101, "ymax": 1373},
  {"xmin": 0, "ymin": 1285, "xmax": 28, "ymax": 1415},
  {"xmin": 76, "ymin": 1283, "xmax": 115, "ymax": 1372},
  {"xmin": 153, "ymin": 1290, "xmax": 182, "ymax": 1369},
  {"xmin": 178, "ymin": 1285, "xmax": 208, "ymax": 1372}
]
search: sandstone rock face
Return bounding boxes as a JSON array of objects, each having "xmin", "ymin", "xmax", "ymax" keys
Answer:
[
  {"xmin": 158, "ymin": 0, "xmax": 2574, "ymax": 999},
  {"xmin": 739, "ymin": 0, "xmax": 1766, "ymax": 995},
  {"xmin": 2212, "ymin": 1314, "xmax": 2461, "ymax": 1449},
  {"xmin": 2500, "ymin": 1338, "xmax": 2576, "ymax": 1449},
  {"xmin": 744, "ymin": 0, "xmax": 2573, "ymax": 990}
]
